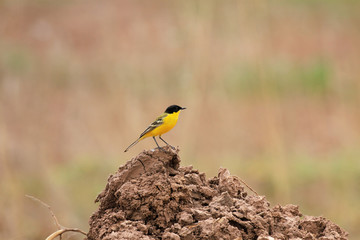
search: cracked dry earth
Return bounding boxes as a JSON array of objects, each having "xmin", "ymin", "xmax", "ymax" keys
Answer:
[{"xmin": 87, "ymin": 147, "xmax": 348, "ymax": 240}]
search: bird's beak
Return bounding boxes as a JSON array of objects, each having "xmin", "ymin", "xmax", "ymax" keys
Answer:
[{"xmin": 181, "ymin": 107, "xmax": 186, "ymax": 110}]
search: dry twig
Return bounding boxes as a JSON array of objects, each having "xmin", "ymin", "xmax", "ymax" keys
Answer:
[
  {"xmin": 237, "ymin": 178, "xmax": 259, "ymax": 196},
  {"xmin": 26, "ymin": 195, "xmax": 87, "ymax": 240}
]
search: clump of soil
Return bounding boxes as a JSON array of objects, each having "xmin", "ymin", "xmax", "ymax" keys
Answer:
[{"xmin": 87, "ymin": 147, "xmax": 348, "ymax": 240}]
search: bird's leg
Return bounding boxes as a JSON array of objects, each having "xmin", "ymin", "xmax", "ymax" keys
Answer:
[
  {"xmin": 159, "ymin": 136, "xmax": 175, "ymax": 150},
  {"xmin": 153, "ymin": 136, "xmax": 164, "ymax": 151}
]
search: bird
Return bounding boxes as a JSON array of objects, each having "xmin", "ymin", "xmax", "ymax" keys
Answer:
[{"xmin": 124, "ymin": 105, "xmax": 186, "ymax": 152}]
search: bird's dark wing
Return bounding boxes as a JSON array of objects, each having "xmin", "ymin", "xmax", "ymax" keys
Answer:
[{"xmin": 139, "ymin": 113, "xmax": 166, "ymax": 138}]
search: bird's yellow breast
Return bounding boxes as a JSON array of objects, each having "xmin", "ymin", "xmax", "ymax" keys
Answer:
[{"xmin": 144, "ymin": 111, "xmax": 180, "ymax": 138}]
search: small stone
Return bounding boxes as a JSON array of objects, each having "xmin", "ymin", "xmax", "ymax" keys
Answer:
[
  {"xmin": 110, "ymin": 224, "xmax": 118, "ymax": 231},
  {"xmin": 210, "ymin": 191, "xmax": 233, "ymax": 207},
  {"xmin": 193, "ymin": 209, "xmax": 211, "ymax": 221},
  {"xmin": 137, "ymin": 223, "xmax": 148, "ymax": 233},
  {"xmin": 199, "ymin": 186, "xmax": 217, "ymax": 198},
  {"xmin": 172, "ymin": 223, "xmax": 182, "ymax": 231},
  {"xmin": 257, "ymin": 236, "xmax": 275, "ymax": 240},
  {"xmin": 162, "ymin": 232, "xmax": 181, "ymax": 240},
  {"xmin": 233, "ymin": 211, "xmax": 244, "ymax": 219},
  {"xmin": 178, "ymin": 211, "xmax": 194, "ymax": 225},
  {"xmin": 184, "ymin": 173, "xmax": 203, "ymax": 185},
  {"xmin": 178, "ymin": 227, "xmax": 194, "ymax": 240}
]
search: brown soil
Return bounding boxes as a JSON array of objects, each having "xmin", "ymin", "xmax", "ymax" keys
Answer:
[{"xmin": 87, "ymin": 147, "xmax": 348, "ymax": 240}]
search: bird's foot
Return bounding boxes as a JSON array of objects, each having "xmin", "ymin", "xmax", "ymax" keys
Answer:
[
  {"xmin": 155, "ymin": 146, "xmax": 165, "ymax": 152},
  {"xmin": 167, "ymin": 144, "xmax": 176, "ymax": 150}
]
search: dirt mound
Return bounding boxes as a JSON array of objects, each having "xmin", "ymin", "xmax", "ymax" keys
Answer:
[{"xmin": 87, "ymin": 147, "xmax": 348, "ymax": 240}]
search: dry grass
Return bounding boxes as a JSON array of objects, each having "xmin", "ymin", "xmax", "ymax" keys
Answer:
[{"xmin": 1, "ymin": 0, "xmax": 360, "ymax": 239}]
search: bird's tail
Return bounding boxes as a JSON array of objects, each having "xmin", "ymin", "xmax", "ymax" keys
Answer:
[{"xmin": 124, "ymin": 138, "xmax": 141, "ymax": 152}]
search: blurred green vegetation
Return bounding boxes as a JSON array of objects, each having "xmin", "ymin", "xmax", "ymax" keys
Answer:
[
  {"xmin": 1, "ymin": 0, "xmax": 360, "ymax": 239},
  {"xmin": 224, "ymin": 60, "xmax": 332, "ymax": 97}
]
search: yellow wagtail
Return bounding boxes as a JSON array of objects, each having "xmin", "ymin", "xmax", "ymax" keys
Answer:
[{"xmin": 124, "ymin": 105, "xmax": 186, "ymax": 152}]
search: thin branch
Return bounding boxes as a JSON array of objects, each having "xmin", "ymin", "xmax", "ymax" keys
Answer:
[
  {"xmin": 45, "ymin": 229, "xmax": 87, "ymax": 240},
  {"xmin": 237, "ymin": 178, "xmax": 259, "ymax": 196},
  {"xmin": 26, "ymin": 195, "xmax": 87, "ymax": 240},
  {"xmin": 25, "ymin": 194, "xmax": 63, "ymax": 229}
]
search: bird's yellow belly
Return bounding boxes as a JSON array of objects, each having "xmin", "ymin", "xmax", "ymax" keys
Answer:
[
  {"xmin": 144, "ymin": 112, "xmax": 179, "ymax": 138},
  {"xmin": 150, "ymin": 120, "xmax": 176, "ymax": 136}
]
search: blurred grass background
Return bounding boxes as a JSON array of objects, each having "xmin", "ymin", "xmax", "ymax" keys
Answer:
[{"xmin": 1, "ymin": 0, "xmax": 360, "ymax": 239}]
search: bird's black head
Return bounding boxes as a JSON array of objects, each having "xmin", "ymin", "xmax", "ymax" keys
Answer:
[{"xmin": 165, "ymin": 105, "xmax": 186, "ymax": 114}]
